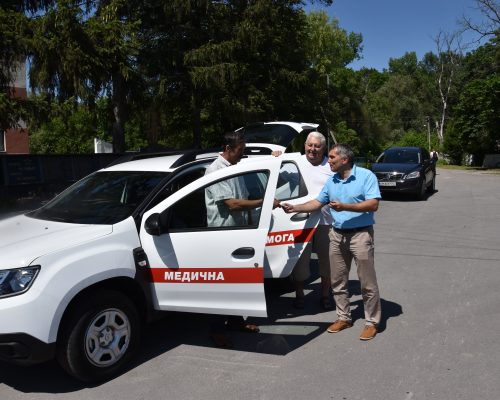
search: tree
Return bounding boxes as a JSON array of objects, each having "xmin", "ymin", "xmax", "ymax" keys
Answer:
[
  {"xmin": 462, "ymin": 0, "xmax": 500, "ymax": 39},
  {"xmin": 451, "ymin": 37, "xmax": 500, "ymax": 165},
  {"xmin": 0, "ymin": 3, "xmax": 31, "ymax": 132},
  {"xmin": 25, "ymin": 1, "xmax": 143, "ymax": 153},
  {"xmin": 427, "ymin": 32, "xmax": 464, "ymax": 146},
  {"xmin": 184, "ymin": 1, "xmax": 312, "ymax": 144},
  {"xmin": 301, "ymin": 10, "xmax": 362, "ymax": 147}
]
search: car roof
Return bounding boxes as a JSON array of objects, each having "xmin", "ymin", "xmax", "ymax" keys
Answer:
[
  {"xmin": 103, "ymin": 154, "xmax": 186, "ymax": 172},
  {"xmin": 385, "ymin": 147, "xmax": 422, "ymax": 151},
  {"xmin": 102, "ymin": 121, "xmax": 318, "ymax": 172}
]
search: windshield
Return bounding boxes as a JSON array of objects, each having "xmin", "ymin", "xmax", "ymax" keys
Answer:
[
  {"xmin": 377, "ymin": 150, "xmax": 420, "ymax": 164},
  {"xmin": 30, "ymin": 171, "xmax": 168, "ymax": 224},
  {"xmin": 240, "ymin": 124, "xmax": 299, "ymax": 146}
]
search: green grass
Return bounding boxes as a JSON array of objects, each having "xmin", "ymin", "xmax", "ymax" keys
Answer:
[{"xmin": 437, "ymin": 164, "xmax": 500, "ymax": 174}]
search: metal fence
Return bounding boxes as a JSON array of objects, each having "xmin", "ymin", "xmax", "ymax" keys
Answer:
[{"xmin": 0, "ymin": 154, "xmax": 121, "ymax": 203}]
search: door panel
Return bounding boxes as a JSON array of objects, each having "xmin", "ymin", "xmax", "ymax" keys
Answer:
[
  {"xmin": 140, "ymin": 158, "xmax": 280, "ymax": 317},
  {"xmin": 264, "ymin": 156, "xmax": 321, "ymax": 278}
]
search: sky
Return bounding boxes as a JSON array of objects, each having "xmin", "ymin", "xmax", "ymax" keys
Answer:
[{"xmin": 308, "ymin": 0, "xmax": 489, "ymax": 71}]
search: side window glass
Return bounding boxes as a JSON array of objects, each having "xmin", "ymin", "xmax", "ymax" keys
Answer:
[
  {"xmin": 275, "ymin": 162, "xmax": 307, "ymax": 201},
  {"xmin": 147, "ymin": 164, "xmax": 208, "ymax": 210},
  {"xmin": 167, "ymin": 170, "xmax": 269, "ymax": 231}
]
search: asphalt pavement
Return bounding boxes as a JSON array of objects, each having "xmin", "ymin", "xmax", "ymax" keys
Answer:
[{"xmin": 1, "ymin": 168, "xmax": 500, "ymax": 400}]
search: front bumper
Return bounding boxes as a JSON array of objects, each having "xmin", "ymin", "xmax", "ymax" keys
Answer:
[
  {"xmin": 0, "ymin": 333, "xmax": 55, "ymax": 365},
  {"xmin": 378, "ymin": 178, "xmax": 420, "ymax": 193}
]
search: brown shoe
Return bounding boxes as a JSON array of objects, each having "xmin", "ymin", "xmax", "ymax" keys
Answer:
[
  {"xmin": 359, "ymin": 325, "xmax": 377, "ymax": 340},
  {"xmin": 327, "ymin": 319, "xmax": 352, "ymax": 333}
]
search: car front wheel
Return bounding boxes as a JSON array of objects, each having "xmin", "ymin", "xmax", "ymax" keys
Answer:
[
  {"xmin": 57, "ymin": 290, "xmax": 141, "ymax": 383},
  {"xmin": 415, "ymin": 178, "xmax": 426, "ymax": 200}
]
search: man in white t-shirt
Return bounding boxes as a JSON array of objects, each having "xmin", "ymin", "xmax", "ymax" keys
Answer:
[{"xmin": 291, "ymin": 131, "xmax": 334, "ymax": 310}]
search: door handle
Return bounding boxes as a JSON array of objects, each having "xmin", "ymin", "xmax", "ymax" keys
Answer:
[
  {"xmin": 232, "ymin": 247, "xmax": 255, "ymax": 258},
  {"xmin": 291, "ymin": 212, "xmax": 309, "ymax": 221}
]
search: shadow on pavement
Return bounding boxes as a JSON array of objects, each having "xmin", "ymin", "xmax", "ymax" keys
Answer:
[
  {"xmin": 0, "ymin": 286, "xmax": 333, "ymax": 393},
  {"xmin": 381, "ymin": 189, "xmax": 438, "ymax": 202},
  {"xmin": 0, "ymin": 265, "xmax": 403, "ymax": 393}
]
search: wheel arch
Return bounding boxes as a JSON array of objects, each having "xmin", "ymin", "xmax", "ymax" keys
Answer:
[{"xmin": 56, "ymin": 277, "xmax": 151, "ymax": 345}]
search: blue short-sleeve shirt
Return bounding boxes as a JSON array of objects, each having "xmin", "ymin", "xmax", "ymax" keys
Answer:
[{"xmin": 316, "ymin": 165, "xmax": 381, "ymax": 229}]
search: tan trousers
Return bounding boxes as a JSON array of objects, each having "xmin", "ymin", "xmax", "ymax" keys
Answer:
[{"xmin": 328, "ymin": 226, "xmax": 381, "ymax": 326}]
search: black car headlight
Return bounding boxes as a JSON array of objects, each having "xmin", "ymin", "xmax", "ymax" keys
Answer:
[
  {"xmin": 404, "ymin": 171, "xmax": 420, "ymax": 179},
  {"xmin": 0, "ymin": 266, "xmax": 40, "ymax": 298}
]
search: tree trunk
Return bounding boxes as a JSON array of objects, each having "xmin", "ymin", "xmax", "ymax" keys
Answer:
[{"xmin": 147, "ymin": 105, "xmax": 160, "ymax": 147}]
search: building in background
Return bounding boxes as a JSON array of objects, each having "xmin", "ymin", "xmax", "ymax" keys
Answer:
[{"xmin": 1, "ymin": 62, "xmax": 29, "ymax": 154}]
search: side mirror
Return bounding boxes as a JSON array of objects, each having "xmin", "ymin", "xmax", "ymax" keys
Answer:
[{"xmin": 145, "ymin": 213, "xmax": 165, "ymax": 236}]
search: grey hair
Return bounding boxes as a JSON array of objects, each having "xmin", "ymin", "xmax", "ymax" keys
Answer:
[
  {"xmin": 306, "ymin": 131, "xmax": 327, "ymax": 148},
  {"xmin": 331, "ymin": 143, "xmax": 355, "ymax": 165}
]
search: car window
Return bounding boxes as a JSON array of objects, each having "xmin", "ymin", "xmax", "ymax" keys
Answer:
[
  {"xmin": 241, "ymin": 124, "xmax": 298, "ymax": 147},
  {"xmin": 30, "ymin": 171, "xmax": 168, "ymax": 224},
  {"xmin": 380, "ymin": 150, "xmax": 420, "ymax": 164},
  {"xmin": 166, "ymin": 171, "xmax": 270, "ymax": 232},
  {"xmin": 147, "ymin": 163, "xmax": 210, "ymax": 210},
  {"xmin": 275, "ymin": 161, "xmax": 307, "ymax": 201}
]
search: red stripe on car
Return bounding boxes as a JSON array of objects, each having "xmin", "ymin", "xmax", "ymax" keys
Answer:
[
  {"xmin": 266, "ymin": 227, "xmax": 315, "ymax": 246},
  {"xmin": 149, "ymin": 267, "xmax": 264, "ymax": 283}
]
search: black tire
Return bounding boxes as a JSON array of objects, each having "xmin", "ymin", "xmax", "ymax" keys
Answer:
[
  {"xmin": 57, "ymin": 290, "xmax": 141, "ymax": 383},
  {"xmin": 415, "ymin": 178, "xmax": 426, "ymax": 200},
  {"xmin": 426, "ymin": 175, "xmax": 436, "ymax": 193}
]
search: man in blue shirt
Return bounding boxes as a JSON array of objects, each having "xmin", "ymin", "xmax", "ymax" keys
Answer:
[{"xmin": 282, "ymin": 143, "xmax": 382, "ymax": 340}]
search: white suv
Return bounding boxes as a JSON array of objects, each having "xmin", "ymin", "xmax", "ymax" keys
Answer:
[{"xmin": 0, "ymin": 122, "xmax": 321, "ymax": 382}]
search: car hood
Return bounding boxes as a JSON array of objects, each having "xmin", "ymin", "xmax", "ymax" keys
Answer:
[
  {"xmin": 0, "ymin": 214, "xmax": 113, "ymax": 269},
  {"xmin": 371, "ymin": 162, "xmax": 420, "ymax": 174}
]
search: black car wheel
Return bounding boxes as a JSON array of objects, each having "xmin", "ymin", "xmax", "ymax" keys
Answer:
[
  {"xmin": 57, "ymin": 290, "xmax": 141, "ymax": 383},
  {"xmin": 427, "ymin": 175, "xmax": 436, "ymax": 193},
  {"xmin": 416, "ymin": 178, "xmax": 426, "ymax": 200}
]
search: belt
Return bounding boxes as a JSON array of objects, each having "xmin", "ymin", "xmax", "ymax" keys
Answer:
[{"xmin": 332, "ymin": 225, "xmax": 371, "ymax": 234}]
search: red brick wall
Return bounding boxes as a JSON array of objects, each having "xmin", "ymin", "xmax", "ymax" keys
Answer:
[
  {"xmin": 4, "ymin": 128, "xmax": 29, "ymax": 154},
  {"xmin": 3, "ymin": 63, "xmax": 29, "ymax": 154},
  {"xmin": 9, "ymin": 86, "xmax": 27, "ymax": 100}
]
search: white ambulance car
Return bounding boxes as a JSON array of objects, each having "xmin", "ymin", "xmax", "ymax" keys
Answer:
[{"xmin": 0, "ymin": 122, "xmax": 322, "ymax": 382}]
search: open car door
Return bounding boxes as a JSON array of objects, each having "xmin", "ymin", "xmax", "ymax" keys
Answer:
[
  {"xmin": 264, "ymin": 154, "xmax": 321, "ymax": 278},
  {"xmin": 139, "ymin": 156, "xmax": 281, "ymax": 317}
]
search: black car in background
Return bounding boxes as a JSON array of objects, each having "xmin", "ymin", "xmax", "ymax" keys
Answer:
[{"xmin": 371, "ymin": 146, "xmax": 436, "ymax": 200}]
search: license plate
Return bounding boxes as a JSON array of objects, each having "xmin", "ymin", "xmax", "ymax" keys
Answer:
[{"xmin": 379, "ymin": 181, "xmax": 396, "ymax": 187}]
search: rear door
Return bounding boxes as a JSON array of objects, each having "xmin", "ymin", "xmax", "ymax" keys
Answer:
[
  {"xmin": 264, "ymin": 154, "xmax": 321, "ymax": 278},
  {"xmin": 139, "ymin": 157, "xmax": 281, "ymax": 317}
]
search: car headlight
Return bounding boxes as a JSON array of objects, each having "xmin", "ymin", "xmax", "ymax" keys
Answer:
[
  {"xmin": 404, "ymin": 171, "xmax": 420, "ymax": 179},
  {"xmin": 0, "ymin": 266, "xmax": 40, "ymax": 298}
]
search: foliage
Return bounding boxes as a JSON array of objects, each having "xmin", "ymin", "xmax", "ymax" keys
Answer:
[
  {"xmin": 0, "ymin": 0, "xmax": 497, "ymax": 161},
  {"xmin": 453, "ymin": 74, "xmax": 500, "ymax": 165},
  {"xmin": 28, "ymin": 97, "xmax": 110, "ymax": 153},
  {"xmin": 442, "ymin": 121, "xmax": 464, "ymax": 165},
  {"xmin": 444, "ymin": 35, "xmax": 500, "ymax": 165},
  {"xmin": 332, "ymin": 121, "xmax": 361, "ymax": 153},
  {"xmin": 394, "ymin": 130, "xmax": 429, "ymax": 149},
  {"xmin": 0, "ymin": 5, "xmax": 30, "ymax": 131}
]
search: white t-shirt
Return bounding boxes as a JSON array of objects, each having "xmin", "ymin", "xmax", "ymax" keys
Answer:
[{"xmin": 301, "ymin": 155, "xmax": 334, "ymax": 225}]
